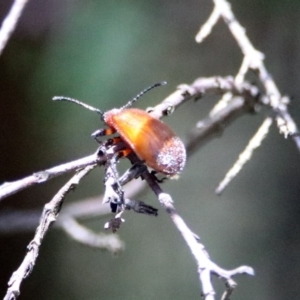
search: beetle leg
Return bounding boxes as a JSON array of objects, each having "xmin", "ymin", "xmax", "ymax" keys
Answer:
[
  {"xmin": 104, "ymin": 138, "xmax": 133, "ymax": 158},
  {"xmin": 150, "ymin": 170, "xmax": 167, "ymax": 183},
  {"xmin": 91, "ymin": 127, "xmax": 116, "ymax": 143},
  {"xmin": 102, "ymin": 137, "xmax": 129, "ymax": 154},
  {"xmin": 118, "ymin": 148, "xmax": 132, "ymax": 158}
]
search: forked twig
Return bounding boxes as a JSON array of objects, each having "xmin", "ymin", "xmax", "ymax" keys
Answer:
[
  {"xmin": 196, "ymin": 0, "xmax": 300, "ymax": 195},
  {"xmin": 142, "ymin": 171, "xmax": 254, "ymax": 299},
  {"xmin": 4, "ymin": 165, "xmax": 97, "ymax": 300}
]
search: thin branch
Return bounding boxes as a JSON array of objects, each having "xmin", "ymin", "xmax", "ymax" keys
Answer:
[
  {"xmin": 0, "ymin": 178, "xmax": 148, "ymax": 235},
  {"xmin": 195, "ymin": 5, "xmax": 221, "ymax": 43},
  {"xmin": 180, "ymin": 76, "xmax": 259, "ymax": 155},
  {"xmin": 210, "ymin": 57, "xmax": 251, "ymax": 117},
  {"xmin": 216, "ymin": 116, "xmax": 273, "ymax": 194},
  {"xmin": 149, "ymin": 76, "xmax": 259, "ymax": 122},
  {"xmin": 194, "ymin": 0, "xmax": 300, "ymax": 195},
  {"xmin": 0, "ymin": 0, "xmax": 29, "ymax": 56},
  {"xmin": 0, "ymin": 153, "xmax": 100, "ymax": 201},
  {"xmin": 211, "ymin": 0, "xmax": 300, "ymax": 147},
  {"xmin": 142, "ymin": 171, "xmax": 254, "ymax": 299},
  {"xmin": 4, "ymin": 164, "xmax": 97, "ymax": 300},
  {"xmin": 0, "ymin": 141, "xmax": 130, "ymax": 203},
  {"xmin": 58, "ymin": 216, "xmax": 124, "ymax": 252},
  {"xmin": 186, "ymin": 96, "xmax": 253, "ymax": 155}
]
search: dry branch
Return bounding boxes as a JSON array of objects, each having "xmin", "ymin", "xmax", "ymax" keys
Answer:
[
  {"xmin": 4, "ymin": 165, "xmax": 97, "ymax": 300},
  {"xmin": 0, "ymin": 153, "xmax": 101, "ymax": 201},
  {"xmin": 1, "ymin": 0, "xmax": 299, "ymax": 299},
  {"xmin": 0, "ymin": 0, "xmax": 29, "ymax": 56},
  {"xmin": 142, "ymin": 170, "xmax": 254, "ymax": 299},
  {"xmin": 1, "ymin": 75, "xmax": 264, "ymax": 298},
  {"xmin": 196, "ymin": 0, "xmax": 300, "ymax": 196}
]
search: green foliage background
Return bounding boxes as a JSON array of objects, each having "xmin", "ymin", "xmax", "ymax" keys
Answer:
[{"xmin": 0, "ymin": 0, "xmax": 300, "ymax": 299}]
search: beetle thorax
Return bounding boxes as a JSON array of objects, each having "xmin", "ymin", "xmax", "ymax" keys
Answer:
[{"xmin": 103, "ymin": 108, "xmax": 122, "ymax": 127}]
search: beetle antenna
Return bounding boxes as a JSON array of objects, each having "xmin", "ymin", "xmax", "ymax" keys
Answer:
[
  {"xmin": 53, "ymin": 96, "xmax": 103, "ymax": 115},
  {"xmin": 121, "ymin": 81, "xmax": 167, "ymax": 110}
]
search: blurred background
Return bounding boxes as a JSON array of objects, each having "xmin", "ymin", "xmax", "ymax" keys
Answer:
[{"xmin": 0, "ymin": 0, "xmax": 300, "ymax": 299}]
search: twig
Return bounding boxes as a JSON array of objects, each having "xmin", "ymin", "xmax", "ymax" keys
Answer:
[
  {"xmin": 186, "ymin": 96, "xmax": 254, "ymax": 155},
  {"xmin": 0, "ymin": 178, "xmax": 148, "ymax": 234},
  {"xmin": 210, "ymin": 57, "xmax": 251, "ymax": 117},
  {"xmin": 210, "ymin": 0, "xmax": 299, "ymax": 147},
  {"xmin": 0, "ymin": 0, "xmax": 29, "ymax": 56},
  {"xmin": 216, "ymin": 116, "xmax": 273, "ymax": 194},
  {"xmin": 142, "ymin": 171, "xmax": 254, "ymax": 299},
  {"xmin": 4, "ymin": 164, "xmax": 97, "ymax": 300},
  {"xmin": 195, "ymin": 4, "xmax": 220, "ymax": 43},
  {"xmin": 0, "ymin": 142, "xmax": 122, "ymax": 202},
  {"xmin": 58, "ymin": 216, "xmax": 124, "ymax": 252},
  {"xmin": 181, "ymin": 76, "xmax": 259, "ymax": 155},
  {"xmin": 149, "ymin": 76, "xmax": 257, "ymax": 119},
  {"xmin": 0, "ymin": 153, "xmax": 100, "ymax": 201},
  {"xmin": 195, "ymin": 0, "xmax": 300, "ymax": 195}
]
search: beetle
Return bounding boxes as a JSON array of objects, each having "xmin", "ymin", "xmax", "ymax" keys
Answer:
[{"xmin": 53, "ymin": 82, "xmax": 186, "ymax": 176}]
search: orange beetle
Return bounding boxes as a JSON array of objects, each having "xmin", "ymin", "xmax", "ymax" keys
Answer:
[
  {"xmin": 102, "ymin": 108, "xmax": 186, "ymax": 175},
  {"xmin": 53, "ymin": 82, "xmax": 186, "ymax": 176}
]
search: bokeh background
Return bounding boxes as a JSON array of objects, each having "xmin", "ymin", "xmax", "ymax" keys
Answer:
[{"xmin": 1, "ymin": 0, "xmax": 300, "ymax": 299}]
